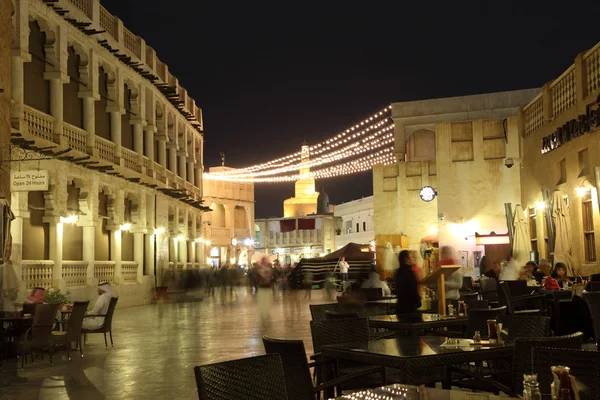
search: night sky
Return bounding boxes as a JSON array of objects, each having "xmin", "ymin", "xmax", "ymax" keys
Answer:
[{"xmin": 102, "ymin": 0, "xmax": 600, "ymax": 218}]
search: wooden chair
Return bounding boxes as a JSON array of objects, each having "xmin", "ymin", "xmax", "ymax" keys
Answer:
[
  {"xmin": 82, "ymin": 297, "xmax": 118, "ymax": 349},
  {"xmin": 51, "ymin": 301, "xmax": 89, "ymax": 360}
]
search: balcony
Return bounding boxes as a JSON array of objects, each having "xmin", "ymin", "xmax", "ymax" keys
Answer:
[
  {"xmin": 234, "ymin": 228, "xmax": 250, "ymax": 239},
  {"xmin": 207, "ymin": 227, "xmax": 231, "ymax": 246}
]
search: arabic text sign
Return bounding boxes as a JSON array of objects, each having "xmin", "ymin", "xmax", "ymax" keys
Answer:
[{"xmin": 10, "ymin": 170, "xmax": 49, "ymax": 192}]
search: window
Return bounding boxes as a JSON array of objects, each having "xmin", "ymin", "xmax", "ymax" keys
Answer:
[
  {"xmin": 356, "ymin": 223, "xmax": 360, "ymax": 233},
  {"xmin": 363, "ymin": 222, "xmax": 367, "ymax": 231},
  {"xmin": 582, "ymin": 191, "xmax": 596, "ymax": 262},
  {"xmin": 529, "ymin": 207, "xmax": 538, "ymax": 255},
  {"xmin": 345, "ymin": 221, "xmax": 352, "ymax": 234}
]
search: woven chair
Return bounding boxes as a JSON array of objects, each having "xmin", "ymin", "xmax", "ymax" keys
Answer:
[
  {"xmin": 263, "ymin": 336, "xmax": 385, "ymax": 400},
  {"xmin": 465, "ymin": 306, "xmax": 506, "ymax": 338},
  {"xmin": 83, "ymin": 297, "xmax": 118, "ymax": 349},
  {"xmin": 310, "ymin": 304, "xmax": 358, "ymax": 322},
  {"xmin": 460, "ymin": 292, "xmax": 479, "ymax": 303},
  {"xmin": 465, "ymin": 299, "xmax": 489, "ymax": 311},
  {"xmin": 325, "ymin": 310, "xmax": 360, "ymax": 320},
  {"xmin": 499, "ymin": 281, "xmax": 546, "ymax": 315},
  {"xmin": 533, "ymin": 347, "xmax": 600, "ymax": 399},
  {"xmin": 17, "ymin": 303, "xmax": 59, "ymax": 367},
  {"xmin": 194, "ymin": 354, "xmax": 288, "ymax": 400},
  {"xmin": 22, "ymin": 303, "xmax": 38, "ymax": 316},
  {"xmin": 582, "ymin": 291, "xmax": 600, "ymax": 346},
  {"xmin": 51, "ymin": 301, "xmax": 89, "ymax": 360},
  {"xmin": 480, "ymin": 279, "xmax": 498, "ymax": 303},
  {"xmin": 496, "ymin": 315, "xmax": 551, "ymax": 344}
]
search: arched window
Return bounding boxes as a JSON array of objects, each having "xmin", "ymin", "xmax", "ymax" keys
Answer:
[
  {"xmin": 95, "ymin": 66, "xmax": 111, "ymax": 140},
  {"xmin": 121, "ymin": 85, "xmax": 134, "ymax": 150},
  {"xmin": 63, "ymin": 46, "xmax": 84, "ymax": 127},
  {"xmin": 24, "ymin": 21, "xmax": 50, "ymax": 114}
]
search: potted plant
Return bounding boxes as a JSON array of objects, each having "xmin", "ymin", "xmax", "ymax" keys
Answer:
[{"xmin": 45, "ymin": 289, "xmax": 72, "ymax": 311}]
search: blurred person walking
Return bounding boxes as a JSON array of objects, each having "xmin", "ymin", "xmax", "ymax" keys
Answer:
[
  {"xmin": 394, "ymin": 250, "xmax": 421, "ymax": 322},
  {"xmin": 255, "ymin": 256, "xmax": 274, "ymax": 326}
]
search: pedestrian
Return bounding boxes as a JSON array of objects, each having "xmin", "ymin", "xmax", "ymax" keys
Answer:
[
  {"xmin": 303, "ymin": 269, "xmax": 314, "ymax": 299},
  {"xmin": 255, "ymin": 256, "xmax": 274, "ymax": 325},
  {"xmin": 339, "ymin": 256, "xmax": 349, "ymax": 282},
  {"xmin": 394, "ymin": 250, "xmax": 421, "ymax": 322}
]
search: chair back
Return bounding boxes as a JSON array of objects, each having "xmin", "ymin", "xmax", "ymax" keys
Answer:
[
  {"xmin": 496, "ymin": 315, "xmax": 550, "ymax": 344},
  {"xmin": 583, "ymin": 291, "xmax": 600, "ymax": 344},
  {"xmin": 480, "ymin": 279, "xmax": 498, "ymax": 302},
  {"xmin": 498, "ymin": 281, "xmax": 516, "ymax": 314},
  {"xmin": 465, "ymin": 300, "xmax": 488, "ymax": 310},
  {"xmin": 310, "ymin": 318, "xmax": 370, "ymax": 354},
  {"xmin": 22, "ymin": 303, "xmax": 37, "ymax": 316},
  {"xmin": 460, "ymin": 292, "xmax": 479, "ymax": 303},
  {"xmin": 533, "ymin": 347, "xmax": 600, "ymax": 398},
  {"xmin": 461, "ymin": 277, "xmax": 474, "ymax": 291},
  {"xmin": 30, "ymin": 303, "xmax": 60, "ymax": 348},
  {"xmin": 262, "ymin": 337, "xmax": 313, "ymax": 400},
  {"xmin": 360, "ymin": 287, "xmax": 383, "ymax": 300},
  {"xmin": 102, "ymin": 297, "xmax": 119, "ymax": 332},
  {"xmin": 66, "ymin": 301, "xmax": 89, "ymax": 342},
  {"xmin": 512, "ymin": 332, "xmax": 584, "ymax": 394},
  {"xmin": 325, "ymin": 310, "xmax": 360, "ymax": 320},
  {"xmin": 194, "ymin": 354, "xmax": 288, "ymax": 400},
  {"xmin": 465, "ymin": 306, "xmax": 506, "ymax": 338},
  {"xmin": 310, "ymin": 303, "xmax": 357, "ymax": 322}
]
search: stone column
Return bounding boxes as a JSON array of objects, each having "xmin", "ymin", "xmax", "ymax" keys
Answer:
[
  {"xmin": 111, "ymin": 229, "xmax": 122, "ymax": 284},
  {"xmin": 48, "ymin": 219, "xmax": 63, "ymax": 290},
  {"xmin": 110, "ymin": 111, "xmax": 122, "ymax": 161},
  {"xmin": 133, "ymin": 232, "xmax": 144, "ymax": 283},
  {"xmin": 158, "ymin": 137, "xmax": 167, "ymax": 167},
  {"xmin": 82, "ymin": 224, "xmax": 96, "ymax": 285},
  {"xmin": 47, "ymin": 75, "xmax": 65, "ymax": 144},
  {"xmin": 11, "ymin": 56, "xmax": 25, "ymax": 122},
  {"xmin": 133, "ymin": 123, "xmax": 143, "ymax": 155},
  {"xmin": 82, "ymin": 94, "xmax": 96, "ymax": 154},
  {"xmin": 195, "ymin": 166, "xmax": 202, "ymax": 189},
  {"xmin": 9, "ymin": 192, "xmax": 28, "ymax": 300},
  {"xmin": 187, "ymin": 160, "xmax": 195, "ymax": 186},
  {"xmin": 144, "ymin": 126, "xmax": 155, "ymax": 162},
  {"xmin": 168, "ymin": 143, "xmax": 177, "ymax": 173},
  {"xmin": 145, "ymin": 232, "xmax": 155, "ymax": 276},
  {"xmin": 178, "ymin": 151, "xmax": 187, "ymax": 181}
]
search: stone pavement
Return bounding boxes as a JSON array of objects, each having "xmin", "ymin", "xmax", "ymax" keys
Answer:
[{"xmin": 0, "ymin": 288, "xmax": 329, "ymax": 400}]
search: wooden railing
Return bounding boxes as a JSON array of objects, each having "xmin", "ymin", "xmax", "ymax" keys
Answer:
[
  {"xmin": 24, "ymin": 105, "xmax": 54, "ymax": 141},
  {"xmin": 94, "ymin": 261, "xmax": 115, "ymax": 284},
  {"xmin": 123, "ymin": 27, "xmax": 142, "ymax": 59},
  {"xmin": 99, "ymin": 5, "xmax": 117, "ymax": 40},
  {"xmin": 523, "ymin": 94, "xmax": 544, "ymax": 138},
  {"xmin": 155, "ymin": 58, "xmax": 166, "ymax": 81},
  {"xmin": 550, "ymin": 66, "xmax": 576, "ymax": 117},
  {"xmin": 22, "ymin": 260, "xmax": 54, "ymax": 289},
  {"xmin": 62, "ymin": 261, "xmax": 88, "ymax": 287},
  {"xmin": 121, "ymin": 261, "xmax": 138, "ymax": 283},
  {"xmin": 63, "ymin": 122, "xmax": 88, "ymax": 153},
  {"xmin": 94, "ymin": 136, "xmax": 116, "ymax": 163},
  {"xmin": 122, "ymin": 147, "xmax": 141, "ymax": 172},
  {"xmin": 68, "ymin": 0, "xmax": 91, "ymax": 18}
]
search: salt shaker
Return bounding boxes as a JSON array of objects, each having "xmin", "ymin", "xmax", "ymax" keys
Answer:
[{"xmin": 473, "ymin": 330, "xmax": 481, "ymax": 344}]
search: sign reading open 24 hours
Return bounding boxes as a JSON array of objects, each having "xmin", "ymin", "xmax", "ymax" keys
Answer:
[
  {"xmin": 10, "ymin": 170, "xmax": 49, "ymax": 192},
  {"xmin": 419, "ymin": 186, "xmax": 437, "ymax": 202}
]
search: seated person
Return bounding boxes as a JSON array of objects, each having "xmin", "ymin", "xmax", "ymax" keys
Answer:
[
  {"xmin": 484, "ymin": 261, "xmax": 501, "ymax": 279},
  {"xmin": 361, "ymin": 271, "xmax": 391, "ymax": 296},
  {"xmin": 537, "ymin": 259, "xmax": 551, "ymax": 278},
  {"xmin": 521, "ymin": 261, "xmax": 545, "ymax": 283},
  {"xmin": 82, "ymin": 281, "xmax": 114, "ymax": 330},
  {"xmin": 24, "ymin": 287, "xmax": 46, "ymax": 304},
  {"xmin": 552, "ymin": 263, "xmax": 572, "ymax": 285}
]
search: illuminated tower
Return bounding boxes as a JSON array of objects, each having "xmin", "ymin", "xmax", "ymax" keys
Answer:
[{"xmin": 283, "ymin": 142, "xmax": 320, "ymax": 217}]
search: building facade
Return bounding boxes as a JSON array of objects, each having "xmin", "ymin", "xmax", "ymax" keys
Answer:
[
  {"xmin": 202, "ymin": 166, "xmax": 254, "ymax": 267},
  {"xmin": 520, "ymin": 40, "xmax": 600, "ymax": 276},
  {"xmin": 334, "ymin": 196, "xmax": 374, "ymax": 249},
  {"xmin": 373, "ymin": 89, "xmax": 540, "ymax": 273},
  {"xmin": 4, "ymin": 0, "xmax": 210, "ymax": 308}
]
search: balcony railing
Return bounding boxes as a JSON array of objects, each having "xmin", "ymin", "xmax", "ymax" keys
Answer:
[
  {"xmin": 99, "ymin": 5, "xmax": 117, "ymax": 40},
  {"xmin": 62, "ymin": 261, "xmax": 88, "ymax": 287},
  {"xmin": 523, "ymin": 94, "xmax": 544, "ymax": 138},
  {"xmin": 94, "ymin": 261, "xmax": 115, "ymax": 284},
  {"xmin": 121, "ymin": 261, "xmax": 139, "ymax": 283},
  {"xmin": 122, "ymin": 147, "xmax": 141, "ymax": 173},
  {"xmin": 550, "ymin": 66, "xmax": 576, "ymax": 117},
  {"xmin": 24, "ymin": 105, "xmax": 54, "ymax": 141},
  {"xmin": 123, "ymin": 27, "xmax": 142, "ymax": 59},
  {"xmin": 68, "ymin": 0, "xmax": 91, "ymax": 18},
  {"xmin": 22, "ymin": 260, "xmax": 54, "ymax": 290},
  {"xmin": 94, "ymin": 136, "xmax": 117, "ymax": 163},
  {"xmin": 234, "ymin": 228, "xmax": 250, "ymax": 238},
  {"xmin": 63, "ymin": 122, "xmax": 88, "ymax": 153}
]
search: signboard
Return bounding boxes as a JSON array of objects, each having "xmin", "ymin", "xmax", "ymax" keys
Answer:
[
  {"xmin": 271, "ymin": 248, "xmax": 290, "ymax": 255},
  {"xmin": 293, "ymin": 247, "xmax": 304, "ymax": 254},
  {"xmin": 10, "ymin": 170, "xmax": 49, "ymax": 192},
  {"xmin": 311, "ymin": 245, "xmax": 323, "ymax": 251}
]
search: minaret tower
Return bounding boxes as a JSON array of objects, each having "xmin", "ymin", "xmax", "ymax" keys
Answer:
[{"xmin": 283, "ymin": 141, "xmax": 320, "ymax": 217}]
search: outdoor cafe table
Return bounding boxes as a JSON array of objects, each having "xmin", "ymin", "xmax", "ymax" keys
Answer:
[
  {"xmin": 333, "ymin": 383, "xmax": 515, "ymax": 399},
  {"xmin": 321, "ymin": 335, "xmax": 513, "ymax": 387},
  {"xmin": 369, "ymin": 314, "xmax": 467, "ymax": 335}
]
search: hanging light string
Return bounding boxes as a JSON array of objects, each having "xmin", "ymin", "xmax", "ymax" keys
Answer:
[{"xmin": 206, "ymin": 105, "xmax": 392, "ymax": 177}]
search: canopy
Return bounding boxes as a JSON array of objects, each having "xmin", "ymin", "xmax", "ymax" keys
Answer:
[
  {"xmin": 552, "ymin": 190, "xmax": 575, "ymax": 275},
  {"xmin": 512, "ymin": 204, "xmax": 531, "ymax": 267}
]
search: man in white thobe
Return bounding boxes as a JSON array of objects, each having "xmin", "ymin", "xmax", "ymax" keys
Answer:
[{"xmin": 82, "ymin": 282, "xmax": 113, "ymax": 330}]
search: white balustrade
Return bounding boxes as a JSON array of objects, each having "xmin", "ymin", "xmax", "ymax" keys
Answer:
[
  {"xmin": 122, "ymin": 147, "xmax": 141, "ymax": 172},
  {"xmin": 62, "ymin": 261, "xmax": 88, "ymax": 287},
  {"xmin": 99, "ymin": 5, "xmax": 117, "ymax": 40},
  {"xmin": 24, "ymin": 106, "xmax": 55, "ymax": 141},
  {"xmin": 523, "ymin": 95, "xmax": 544, "ymax": 137},
  {"xmin": 121, "ymin": 261, "xmax": 138, "ymax": 283},
  {"xmin": 95, "ymin": 136, "xmax": 116, "ymax": 163},
  {"xmin": 550, "ymin": 66, "xmax": 576, "ymax": 118},
  {"xmin": 94, "ymin": 261, "xmax": 115, "ymax": 284},
  {"xmin": 22, "ymin": 260, "xmax": 54, "ymax": 289},
  {"xmin": 63, "ymin": 122, "xmax": 88, "ymax": 153},
  {"xmin": 584, "ymin": 43, "xmax": 600, "ymax": 96}
]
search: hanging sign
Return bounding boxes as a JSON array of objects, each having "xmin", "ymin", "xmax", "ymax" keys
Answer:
[{"xmin": 10, "ymin": 170, "xmax": 49, "ymax": 192}]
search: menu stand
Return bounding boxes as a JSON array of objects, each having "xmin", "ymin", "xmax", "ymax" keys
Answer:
[{"xmin": 420, "ymin": 265, "xmax": 461, "ymax": 315}]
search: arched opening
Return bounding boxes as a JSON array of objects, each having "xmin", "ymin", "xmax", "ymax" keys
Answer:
[
  {"xmin": 234, "ymin": 206, "xmax": 248, "ymax": 231},
  {"xmin": 63, "ymin": 182, "xmax": 83, "ymax": 260},
  {"xmin": 405, "ymin": 129, "xmax": 436, "ymax": 162},
  {"xmin": 23, "ymin": 191, "xmax": 49, "ymax": 260},
  {"xmin": 95, "ymin": 66, "xmax": 111, "ymax": 140},
  {"xmin": 121, "ymin": 196, "xmax": 134, "ymax": 261},
  {"xmin": 254, "ymin": 223, "xmax": 260, "ymax": 241},
  {"xmin": 121, "ymin": 83, "xmax": 134, "ymax": 150},
  {"xmin": 211, "ymin": 204, "xmax": 225, "ymax": 228},
  {"xmin": 95, "ymin": 189, "xmax": 111, "ymax": 261},
  {"xmin": 24, "ymin": 20, "xmax": 50, "ymax": 114},
  {"xmin": 63, "ymin": 46, "xmax": 84, "ymax": 128}
]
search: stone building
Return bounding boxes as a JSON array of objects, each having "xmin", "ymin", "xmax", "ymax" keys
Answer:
[
  {"xmin": 520, "ymin": 40, "xmax": 600, "ymax": 276},
  {"xmin": 334, "ymin": 196, "xmax": 374, "ymax": 249},
  {"xmin": 202, "ymin": 166, "xmax": 254, "ymax": 267},
  {"xmin": 373, "ymin": 89, "xmax": 540, "ymax": 273},
  {"xmin": 4, "ymin": 0, "xmax": 212, "ymax": 308}
]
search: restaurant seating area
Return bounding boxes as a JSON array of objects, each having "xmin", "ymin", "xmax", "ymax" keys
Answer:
[{"xmin": 192, "ymin": 280, "xmax": 600, "ymax": 399}]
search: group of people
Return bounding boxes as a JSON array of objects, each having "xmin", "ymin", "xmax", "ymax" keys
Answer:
[{"xmin": 483, "ymin": 257, "xmax": 575, "ymax": 290}]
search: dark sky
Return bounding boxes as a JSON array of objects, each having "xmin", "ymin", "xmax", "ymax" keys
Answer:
[{"xmin": 102, "ymin": 0, "xmax": 600, "ymax": 218}]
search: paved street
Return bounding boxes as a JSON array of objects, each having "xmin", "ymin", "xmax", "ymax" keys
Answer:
[{"xmin": 1, "ymin": 288, "xmax": 328, "ymax": 400}]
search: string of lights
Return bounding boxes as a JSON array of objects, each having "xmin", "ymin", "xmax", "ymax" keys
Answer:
[{"xmin": 206, "ymin": 105, "xmax": 393, "ymax": 178}]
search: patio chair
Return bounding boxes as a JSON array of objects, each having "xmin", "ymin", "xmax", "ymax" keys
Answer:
[
  {"xmin": 533, "ymin": 347, "xmax": 600, "ymax": 399},
  {"xmin": 465, "ymin": 299, "xmax": 489, "ymax": 310},
  {"xmin": 310, "ymin": 303, "xmax": 358, "ymax": 322},
  {"xmin": 82, "ymin": 297, "xmax": 118, "ymax": 349},
  {"xmin": 263, "ymin": 336, "xmax": 385, "ymax": 400},
  {"xmin": 480, "ymin": 278, "xmax": 498, "ymax": 303},
  {"xmin": 464, "ymin": 306, "xmax": 506, "ymax": 338},
  {"xmin": 496, "ymin": 314, "xmax": 551, "ymax": 344},
  {"xmin": 194, "ymin": 354, "xmax": 288, "ymax": 400},
  {"xmin": 22, "ymin": 303, "xmax": 38, "ymax": 316},
  {"xmin": 499, "ymin": 281, "xmax": 546, "ymax": 315},
  {"xmin": 582, "ymin": 291, "xmax": 600, "ymax": 346},
  {"xmin": 460, "ymin": 292, "xmax": 479, "ymax": 303},
  {"xmin": 17, "ymin": 303, "xmax": 59, "ymax": 367},
  {"xmin": 51, "ymin": 301, "xmax": 89, "ymax": 360},
  {"xmin": 325, "ymin": 310, "xmax": 360, "ymax": 320}
]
